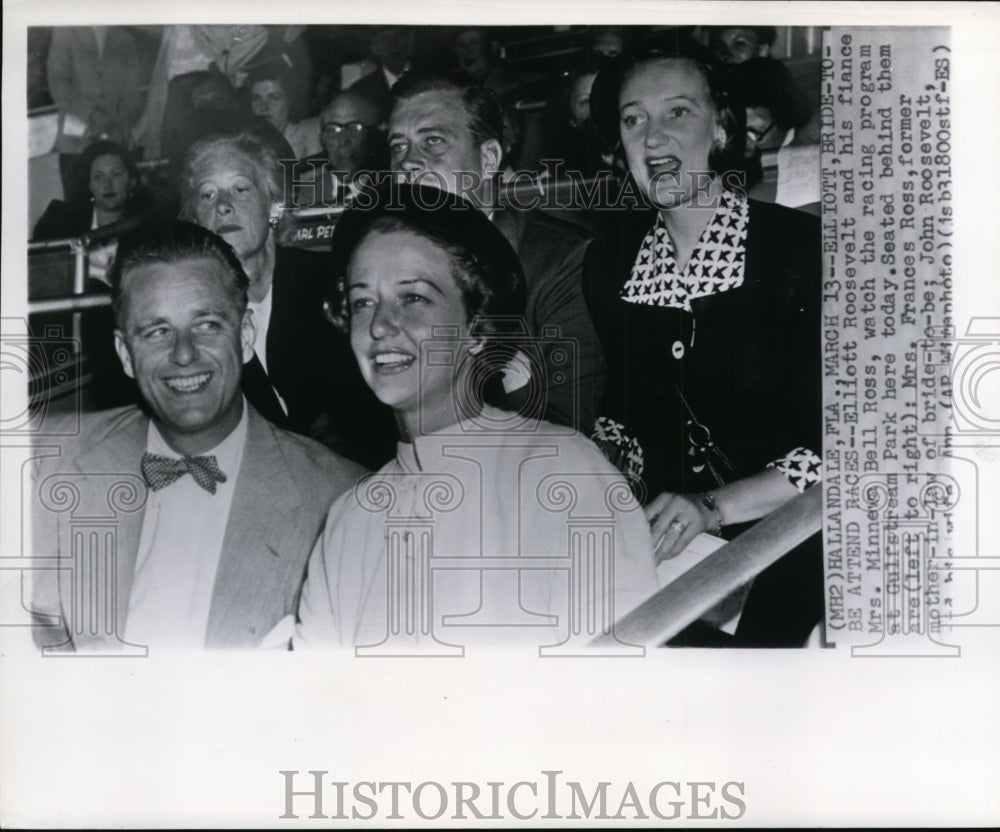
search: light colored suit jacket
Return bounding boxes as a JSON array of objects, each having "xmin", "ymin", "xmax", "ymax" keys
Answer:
[
  {"xmin": 46, "ymin": 26, "xmax": 145, "ymax": 153},
  {"xmin": 30, "ymin": 405, "xmax": 365, "ymax": 651}
]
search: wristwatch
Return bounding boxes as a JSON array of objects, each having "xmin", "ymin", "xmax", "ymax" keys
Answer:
[{"xmin": 698, "ymin": 492, "xmax": 724, "ymax": 536}]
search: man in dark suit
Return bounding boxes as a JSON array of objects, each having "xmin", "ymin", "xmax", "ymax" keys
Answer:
[
  {"xmin": 30, "ymin": 221, "xmax": 365, "ymax": 652},
  {"xmin": 349, "ymin": 26, "xmax": 416, "ymax": 122},
  {"xmin": 386, "ymin": 74, "xmax": 606, "ymax": 433}
]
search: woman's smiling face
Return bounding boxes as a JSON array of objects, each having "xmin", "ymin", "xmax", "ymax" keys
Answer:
[
  {"xmin": 346, "ymin": 228, "xmax": 472, "ymax": 434},
  {"xmin": 618, "ymin": 57, "xmax": 724, "ymax": 210}
]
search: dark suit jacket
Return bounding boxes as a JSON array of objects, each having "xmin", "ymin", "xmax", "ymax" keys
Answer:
[
  {"xmin": 349, "ymin": 68, "xmax": 395, "ymax": 121},
  {"xmin": 492, "ymin": 207, "xmax": 605, "ymax": 433},
  {"xmin": 584, "ymin": 199, "xmax": 821, "ymax": 496},
  {"xmin": 246, "ymin": 245, "xmax": 397, "ymax": 469},
  {"xmin": 31, "ymin": 200, "xmax": 93, "ymax": 242},
  {"xmin": 30, "ymin": 404, "xmax": 365, "ymax": 651}
]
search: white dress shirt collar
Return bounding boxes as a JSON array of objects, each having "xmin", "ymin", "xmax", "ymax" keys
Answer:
[{"xmin": 146, "ymin": 399, "xmax": 248, "ymax": 474}]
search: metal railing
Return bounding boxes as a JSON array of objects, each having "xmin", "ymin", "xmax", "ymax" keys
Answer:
[
  {"xmin": 593, "ymin": 486, "xmax": 823, "ymax": 647},
  {"xmin": 27, "ymin": 173, "xmax": 610, "ymax": 319},
  {"xmin": 29, "ymin": 213, "xmax": 153, "ymax": 299}
]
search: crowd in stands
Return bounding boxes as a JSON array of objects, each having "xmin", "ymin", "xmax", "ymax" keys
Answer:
[{"xmin": 26, "ymin": 25, "xmax": 825, "ymax": 651}]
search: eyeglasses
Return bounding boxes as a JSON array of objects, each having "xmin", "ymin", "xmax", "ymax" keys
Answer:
[
  {"xmin": 746, "ymin": 121, "xmax": 776, "ymax": 145},
  {"xmin": 321, "ymin": 122, "xmax": 368, "ymax": 135}
]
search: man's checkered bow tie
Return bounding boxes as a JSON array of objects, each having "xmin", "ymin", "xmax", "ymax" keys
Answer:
[{"xmin": 141, "ymin": 452, "xmax": 227, "ymax": 494}]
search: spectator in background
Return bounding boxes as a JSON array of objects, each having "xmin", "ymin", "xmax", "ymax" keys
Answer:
[
  {"xmin": 32, "ymin": 140, "xmax": 157, "ymax": 410},
  {"xmin": 157, "ymin": 70, "xmax": 294, "ymax": 215},
  {"xmin": 728, "ymin": 56, "xmax": 817, "ymax": 152},
  {"xmin": 249, "ymin": 63, "xmax": 321, "ymax": 159},
  {"xmin": 452, "ymin": 27, "xmax": 519, "ymax": 98},
  {"xmin": 349, "ymin": 27, "xmax": 416, "ymax": 121},
  {"xmin": 134, "ymin": 24, "xmax": 312, "ymax": 159},
  {"xmin": 32, "ymin": 140, "xmax": 153, "ymax": 278},
  {"xmin": 707, "ymin": 26, "xmax": 777, "ymax": 64},
  {"xmin": 46, "ymin": 26, "xmax": 145, "ymax": 204},
  {"xmin": 568, "ymin": 68, "xmax": 598, "ymax": 130},
  {"xmin": 294, "ymin": 91, "xmax": 386, "ymax": 208},
  {"xmin": 540, "ymin": 61, "xmax": 616, "ymax": 181},
  {"xmin": 162, "ymin": 71, "xmax": 294, "ymax": 166},
  {"xmin": 251, "ymin": 25, "xmax": 315, "ymax": 125},
  {"xmin": 589, "ymin": 25, "xmax": 625, "ymax": 59},
  {"xmin": 132, "ymin": 24, "xmax": 276, "ymax": 158},
  {"xmin": 181, "ymin": 132, "xmax": 396, "ymax": 468},
  {"xmin": 727, "ymin": 57, "xmax": 816, "ymax": 192}
]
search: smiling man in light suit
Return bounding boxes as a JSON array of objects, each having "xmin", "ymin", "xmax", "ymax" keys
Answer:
[{"xmin": 31, "ymin": 221, "xmax": 364, "ymax": 651}]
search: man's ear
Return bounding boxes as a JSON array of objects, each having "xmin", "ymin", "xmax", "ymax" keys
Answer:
[
  {"xmin": 240, "ymin": 308, "xmax": 258, "ymax": 363},
  {"xmin": 113, "ymin": 330, "xmax": 135, "ymax": 379},
  {"xmin": 480, "ymin": 138, "xmax": 503, "ymax": 179},
  {"xmin": 714, "ymin": 116, "xmax": 727, "ymax": 146}
]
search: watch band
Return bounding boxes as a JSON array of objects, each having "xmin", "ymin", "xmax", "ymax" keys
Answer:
[{"xmin": 699, "ymin": 492, "xmax": 724, "ymax": 535}]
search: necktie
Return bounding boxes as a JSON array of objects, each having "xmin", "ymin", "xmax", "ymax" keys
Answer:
[{"xmin": 141, "ymin": 452, "xmax": 227, "ymax": 495}]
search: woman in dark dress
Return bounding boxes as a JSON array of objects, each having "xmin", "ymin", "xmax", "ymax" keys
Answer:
[
  {"xmin": 585, "ymin": 41, "xmax": 823, "ymax": 646},
  {"xmin": 33, "ymin": 140, "xmax": 155, "ymax": 409},
  {"xmin": 33, "ymin": 140, "xmax": 150, "ymax": 260}
]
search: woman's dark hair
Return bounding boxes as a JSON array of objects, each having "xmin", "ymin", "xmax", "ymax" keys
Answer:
[
  {"xmin": 79, "ymin": 140, "xmax": 139, "ymax": 193},
  {"xmin": 247, "ymin": 61, "xmax": 289, "ymax": 90},
  {"xmin": 327, "ymin": 183, "xmax": 527, "ymax": 407},
  {"xmin": 328, "ymin": 183, "xmax": 524, "ymax": 332},
  {"xmin": 589, "ymin": 38, "xmax": 747, "ymax": 179},
  {"xmin": 726, "ymin": 56, "xmax": 812, "ymax": 131},
  {"xmin": 381, "ymin": 214, "xmax": 499, "ymax": 314}
]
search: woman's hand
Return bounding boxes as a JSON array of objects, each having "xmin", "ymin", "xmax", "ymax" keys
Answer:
[
  {"xmin": 644, "ymin": 492, "xmax": 712, "ymax": 563},
  {"xmin": 644, "ymin": 469, "xmax": 806, "ymax": 564}
]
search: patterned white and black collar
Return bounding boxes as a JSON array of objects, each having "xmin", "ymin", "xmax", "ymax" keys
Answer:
[{"xmin": 621, "ymin": 189, "xmax": 749, "ymax": 311}]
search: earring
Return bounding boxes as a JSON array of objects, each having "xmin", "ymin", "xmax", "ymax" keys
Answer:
[{"xmin": 268, "ymin": 214, "xmax": 280, "ymax": 228}]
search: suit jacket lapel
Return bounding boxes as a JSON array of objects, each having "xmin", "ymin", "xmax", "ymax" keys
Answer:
[
  {"xmin": 72, "ymin": 410, "xmax": 149, "ymax": 647},
  {"xmin": 241, "ymin": 352, "xmax": 289, "ymax": 427},
  {"xmin": 206, "ymin": 407, "xmax": 313, "ymax": 647},
  {"xmin": 492, "ymin": 206, "xmax": 527, "ymax": 256}
]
